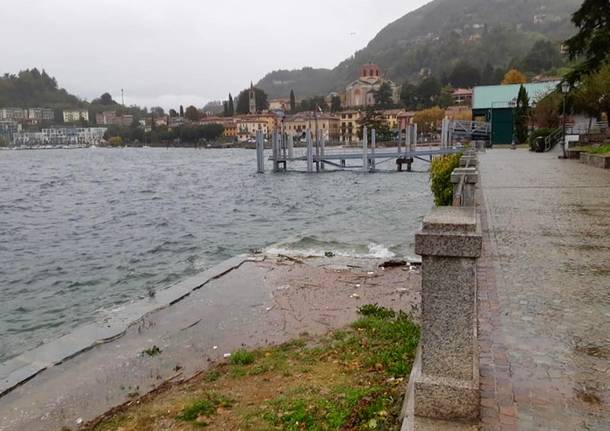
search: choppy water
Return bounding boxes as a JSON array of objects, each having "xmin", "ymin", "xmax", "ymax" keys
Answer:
[{"xmin": 0, "ymin": 148, "xmax": 433, "ymax": 362}]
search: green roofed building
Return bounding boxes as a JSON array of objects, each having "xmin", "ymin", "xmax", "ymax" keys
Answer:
[{"xmin": 472, "ymin": 81, "xmax": 559, "ymax": 145}]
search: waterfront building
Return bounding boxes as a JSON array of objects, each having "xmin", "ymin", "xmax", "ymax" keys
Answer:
[
  {"xmin": 63, "ymin": 110, "xmax": 90, "ymax": 123},
  {"xmin": 199, "ymin": 116, "xmax": 238, "ymax": 138},
  {"xmin": 345, "ymin": 64, "xmax": 399, "ymax": 108},
  {"xmin": 12, "ymin": 127, "xmax": 106, "ymax": 147},
  {"xmin": 472, "ymin": 81, "xmax": 559, "ymax": 145},
  {"xmin": 96, "ymin": 111, "xmax": 134, "ymax": 127},
  {"xmin": 340, "ymin": 110, "xmax": 364, "ymax": 143},
  {"xmin": 0, "ymin": 120, "xmax": 21, "ymax": 143},
  {"xmin": 381, "ymin": 109, "xmax": 404, "ymax": 131},
  {"xmin": 397, "ymin": 111, "xmax": 416, "ymax": 131},
  {"xmin": 284, "ymin": 111, "xmax": 340, "ymax": 141},
  {"xmin": 0, "ymin": 107, "xmax": 27, "ymax": 121},
  {"xmin": 27, "ymin": 108, "xmax": 55, "ymax": 122}
]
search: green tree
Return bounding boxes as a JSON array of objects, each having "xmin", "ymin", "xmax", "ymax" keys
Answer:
[
  {"xmin": 565, "ymin": 0, "xmax": 610, "ymax": 83},
  {"xmin": 290, "ymin": 89, "xmax": 296, "ymax": 113},
  {"xmin": 415, "ymin": 77, "xmax": 441, "ymax": 108},
  {"xmin": 447, "ymin": 61, "xmax": 481, "ymax": 88},
  {"xmin": 228, "ymin": 93, "xmax": 234, "ymax": 116},
  {"xmin": 521, "ymin": 40, "xmax": 563, "ymax": 74},
  {"xmin": 374, "ymin": 82, "xmax": 394, "ymax": 108},
  {"xmin": 296, "ymin": 96, "xmax": 328, "ymax": 113},
  {"xmin": 235, "ymin": 87, "xmax": 269, "ymax": 114},
  {"xmin": 151, "ymin": 106, "xmax": 165, "ymax": 116},
  {"xmin": 179, "ymin": 105, "xmax": 184, "ymax": 117},
  {"xmin": 93, "ymin": 92, "xmax": 117, "ymax": 105},
  {"xmin": 515, "ymin": 85, "xmax": 530, "ymax": 144},
  {"xmin": 400, "ymin": 82, "xmax": 418, "ymax": 109},
  {"xmin": 184, "ymin": 105, "xmax": 201, "ymax": 122},
  {"xmin": 169, "ymin": 109, "xmax": 178, "ymax": 118},
  {"xmin": 438, "ymin": 86, "xmax": 454, "ymax": 108},
  {"xmin": 223, "ymin": 101, "xmax": 229, "ymax": 117},
  {"xmin": 330, "ymin": 95, "xmax": 342, "ymax": 112},
  {"xmin": 572, "ymin": 62, "xmax": 610, "ymax": 123},
  {"xmin": 357, "ymin": 107, "xmax": 393, "ymax": 141}
]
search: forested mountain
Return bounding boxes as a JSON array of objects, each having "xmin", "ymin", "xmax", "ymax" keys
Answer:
[
  {"xmin": 0, "ymin": 69, "xmax": 84, "ymax": 108},
  {"xmin": 257, "ymin": 0, "xmax": 582, "ymax": 99}
]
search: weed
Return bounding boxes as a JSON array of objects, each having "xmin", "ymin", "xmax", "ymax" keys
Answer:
[
  {"xmin": 229, "ymin": 349, "xmax": 255, "ymax": 365},
  {"xmin": 141, "ymin": 345, "xmax": 162, "ymax": 357}
]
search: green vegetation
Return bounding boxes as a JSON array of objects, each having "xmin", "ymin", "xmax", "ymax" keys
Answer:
[
  {"xmin": 176, "ymin": 394, "xmax": 234, "ymax": 422},
  {"xmin": 430, "ymin": 153, "xmax": 462, "ymax": 206},
  {"xmin": 528, "ymin": 128, "xmax": 554, "ymax": 152},
  {"xmin": 89, "ymin": 305, "xmax": 419, "ymax": 431},
  {"xmin": 358, "ymin": 107, "xmax": 394, "ymax": 141},
  {"xmin": 229, "ymin": 349, "xmax": 255, "ymax": 366},
  {"xmin": 565, "ymin": 0, "xmax": 610, "ymax": 83},
  {"xmin": 571, "ymin": 144, "xmax": 610, "ymax": 155},
  {"xmin": 142, "ymin": 345, "xmax": 162, "ymax": 357},
  {"xmin": 256, "ymin": 0, "xmax": 581, "ymax": 99},
  {"xmin": 0, "ymin": 69, "xmax": 83, "ymax": 109},
  {"xmin": 235, "ymin": 87, "xmax": 269, "ymax": 114},
  {"xmin": 515, "ymin": 85, "xmax": 530, "ymax": 144}
]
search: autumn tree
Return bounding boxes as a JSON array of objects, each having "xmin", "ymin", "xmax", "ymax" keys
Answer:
[
  {"xmin": 502, "ymin": 69, "xmax": 527, "ymax": 85},
  {"xmin": 413, "ymin": 106, "xmax": 445, "ymax": 134},
  {"xmin": 184, "ymin": 105, "xmax": 201, "ymax": 122}
]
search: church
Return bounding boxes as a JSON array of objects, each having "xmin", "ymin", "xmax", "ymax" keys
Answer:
[{"xmin": 344, "ymin": 63, "xmax": 399, "ymax": 108}]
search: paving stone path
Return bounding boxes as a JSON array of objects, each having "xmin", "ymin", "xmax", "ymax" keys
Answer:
[{"xmin": 477, "ymin": 149, "xmax": 610, "ymax": 431}]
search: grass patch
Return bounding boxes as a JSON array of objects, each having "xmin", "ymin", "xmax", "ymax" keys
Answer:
[
  {"xmin": 88, "ymin": 305, "xmax": 419, "ymax": 431},
  {"xmin": 176, "ymin": 393, "xmax": 233, "ymax": 422},
  {"xmin": 229, "ymin": 349, "xmax": 255, "ymax": 365}
]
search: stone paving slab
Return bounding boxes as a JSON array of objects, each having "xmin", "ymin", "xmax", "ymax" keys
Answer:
[{"xmin": 478, "ymin": 149, "xmax": 610, "ymax": 431}]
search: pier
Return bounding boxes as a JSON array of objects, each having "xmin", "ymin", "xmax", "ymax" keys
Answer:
[{"xmin": 256, "ymin": 119, "xmax": 490, "ymax": 173}]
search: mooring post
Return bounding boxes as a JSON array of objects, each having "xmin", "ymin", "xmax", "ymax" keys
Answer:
[
  {"xmin": 256, "ymin": 130, "xmax": 264, "ymax": 173},
  {"xmin": 320, "ymin": 133, "xmax": 326, "ymax": 171},
  {"xmin": 371, "ymin": 129, "xmax": 376, "ymax": 172},
  {"xmin": 306, "ymin": 130, "xmax": 314, "ymax": 173},
  {"xmin": 362, "ymin": 126, "xmax": 368, "ymax": 173},
  {"xmin": 272, "ymin": 132, "xmax": 279, "ymax": 173},
  {"xmin": 398, "ymin": 127, "xmax": 402, "ymax": 156},
  {"xmin": 288, "ymin": 134, "xmax": 294, "ymax": 159}
]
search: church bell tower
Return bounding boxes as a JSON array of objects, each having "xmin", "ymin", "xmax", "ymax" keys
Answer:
[{"xmin": 249, "ymin": 82, "xmax": 257, "ymax": 115}]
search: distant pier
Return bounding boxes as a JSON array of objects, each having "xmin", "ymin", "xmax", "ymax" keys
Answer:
[{"xmin": 256, "ymin": 119, "xmax": 490, "ymax": 173}]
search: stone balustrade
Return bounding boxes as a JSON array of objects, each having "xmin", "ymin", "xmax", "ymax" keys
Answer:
[{"xmin": 402, "ymin": 153, "xmax": 482, "ymax": 430}]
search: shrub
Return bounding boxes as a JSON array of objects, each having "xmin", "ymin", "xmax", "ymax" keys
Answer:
[
  {"xmin": 527, "ymin": 128, "xmax": 553, "ymax": 152},
  {"xmin": 430, "ymin": 153, "xmax": 461, "ymax": 206}
]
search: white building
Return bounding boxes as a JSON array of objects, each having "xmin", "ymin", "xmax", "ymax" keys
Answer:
[
  {"xmin": 12, "ymin": 127, "xmax": 106, "ymax": 147},
  {"xmin": 0, "ymin": 107, "xmax": 27, "ymax": 121},
  {"xmin": 28, "ymin": 108, "xmax": 55, "ymax": 122},
  {"xmin": 63, "ymin": 110, "xmax": 90, "ymax": 123}
]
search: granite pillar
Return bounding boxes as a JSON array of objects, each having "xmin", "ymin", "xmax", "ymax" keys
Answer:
[{"xmin": 403, "ymin": 207, "xmax": 482, "ymax": 429}]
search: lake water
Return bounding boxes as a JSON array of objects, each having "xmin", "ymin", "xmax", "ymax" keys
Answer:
[{"xmin": 0, "ymin": 148, "xmax": 433, "ymax": 363}]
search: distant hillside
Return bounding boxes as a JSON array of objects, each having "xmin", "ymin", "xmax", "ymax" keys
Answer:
[
  {"xmin": 257, "ymin": 0, "xmax": 582, "ymax": 99},
  {"xmin": 0, "ymin": 69, "xmax": 84, "ymax": 109}
]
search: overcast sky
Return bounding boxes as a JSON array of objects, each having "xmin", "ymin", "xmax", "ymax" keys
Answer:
[{"xmin": 1, "ymin": 0, "xmax": 430, "ymax": 110}]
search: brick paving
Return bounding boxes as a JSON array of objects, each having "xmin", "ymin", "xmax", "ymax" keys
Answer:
[{"xmin": 477, "ymin": 149, "xmax": 610, "ymax": 431}]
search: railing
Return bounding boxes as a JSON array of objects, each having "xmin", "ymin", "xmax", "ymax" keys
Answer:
[{"xmin": 544, "ymin": 128, "xmax": 563, "ymax": 152}]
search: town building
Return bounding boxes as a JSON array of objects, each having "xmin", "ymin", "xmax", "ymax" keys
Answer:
[
  {"xmin": 397, "ymin": 111, "xmax": 416, "ymax": 132},
  {"xmin": 12, "ymin": 127, "xmax": 106, "ymax": 147},
  {"xmin": 0, "ymin": 120, "xmax": 21, "ymax": 144},
  {"xmin": 340, "ymin": 110, "xmax": 363, "ymax": 143},
  {"xmin": 0, "ymin": 107, "xmax": 27, "ymax": 121},
  {"xmin": 284, "ymin": 112, "xmax": 340, "ymax": 141},
  {"xmin": 345, "ymin": 64, "xmax": 399, "ymax": 108},
  {"xmin": 199, "ymin": 116, "xmax": 238, "ymax": 138},
  {"xmin": 27, "ymin": 108, "xmax": 55, "ymax": 123},
  {"xmin": 472, "ymin": 81, "xmax": 559, "ymax": 145},
  {"xmin": 269, "ymin": 98, "xmax": 290, "ymax": 112},
  {"xmin": 63, "ymin": 110, "xmax": 89, "ymax": 123},
  {"xmin": 96, "ymin": 111, "xmax": 134, "ymax": 127},
  {"xmin": 381, "ymin": 109, "xmax": 404, "ymax": 131},
  {"xmin": 236, "ymin": 118, "xmax": 269, "ymax": 142},
  {"xmin": 452, "ymin": 88, "xmax": 473, "ymax": 106}
]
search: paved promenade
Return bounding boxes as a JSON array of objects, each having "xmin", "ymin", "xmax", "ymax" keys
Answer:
[{"xmin": 477, "ymin": 149, "xmax": 610, "ymax": 430}]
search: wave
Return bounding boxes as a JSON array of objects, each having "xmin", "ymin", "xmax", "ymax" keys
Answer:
[{"xmin": 265, "ymin": 236, "xmax": 396, "ymax": 259}]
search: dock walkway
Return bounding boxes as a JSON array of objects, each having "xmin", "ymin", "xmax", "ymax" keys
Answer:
[{"xmin": 477, "ymin": 148, "xmax": 610, "ymax": 430}]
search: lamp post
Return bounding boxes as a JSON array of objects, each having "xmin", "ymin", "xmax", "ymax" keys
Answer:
[
  {"xmin": 509, "ymin": 97, "xmax": 517, "ymax": 150},
  {"xmin": 561, "ymin": 81, "xmax": 570, "ymax": 159}
]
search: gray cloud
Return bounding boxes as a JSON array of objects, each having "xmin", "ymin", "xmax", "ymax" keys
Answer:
[{"xmin": 2, "ymin": 0, "xmax": 430, "ymax": 110}]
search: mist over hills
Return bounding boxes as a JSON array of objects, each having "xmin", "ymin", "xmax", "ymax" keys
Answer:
[{"xmin": 257, "ymin": 0, "xmax": 582, "ymax": 99}]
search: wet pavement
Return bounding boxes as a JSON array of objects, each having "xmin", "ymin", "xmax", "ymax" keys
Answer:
[
  {"xmin": 0, "ymin": 256, "xmax": 420, "ymax": 431},
  {"xmin": 477, "ymin": 149, "xmax": 610, "ymax": 430}
]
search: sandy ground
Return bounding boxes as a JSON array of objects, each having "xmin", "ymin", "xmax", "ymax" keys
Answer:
[{"xmin": 0, "ymin": 255, "xmax": 420, "ymax": 431}]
